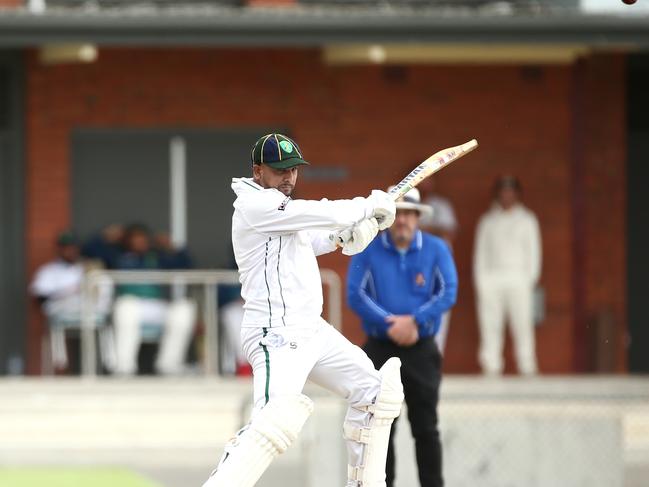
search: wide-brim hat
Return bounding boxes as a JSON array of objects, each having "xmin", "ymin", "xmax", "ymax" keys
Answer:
[
  {"xmin": 251, "ymin": 133, "xmax": 310, "ymax": 170},
  {"xmin": 388, "ymin": 186, "xmax": 433, "ymax": 218}
]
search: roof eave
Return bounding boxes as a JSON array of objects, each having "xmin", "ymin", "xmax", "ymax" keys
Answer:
[{"xmin": 1, "ymin": 12, "xmax": 648, "ymax": 48}]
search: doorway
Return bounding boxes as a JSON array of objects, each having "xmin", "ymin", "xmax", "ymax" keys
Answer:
[
  {"xmin": 0, "ymin": 52, "xmax": 25, "ymax": 375},
  {"xmin": 627, "ymin": 53, "xmax": 649, "ymax": 373},
  {"xmin": 71, "ymin": 128, "xmax": 278, "ymax": 268}
]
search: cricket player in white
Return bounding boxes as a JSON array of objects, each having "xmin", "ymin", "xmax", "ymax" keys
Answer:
[
  {"xmin": 474, "ymin": 175, "xmax": 542, "ymax": 376},
  {"xmin": 202, "ymin": 134, "xmax": 404, "ymax": 487}
]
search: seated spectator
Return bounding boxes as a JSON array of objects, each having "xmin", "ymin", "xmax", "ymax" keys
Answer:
[
  {"xmin": 81, "ymin": 224, "xmax": 125, "ymax": 268},
  {"xmin": 153, "ymin": 232, "xmax": 193, "ymax": 270},
  {"xmin": 111, "ymin": 224, "xmax": 196, "ymax": 376},
  {"xmin": 30, "ymin": 231, "xmax": 111, "ymax": 371}
]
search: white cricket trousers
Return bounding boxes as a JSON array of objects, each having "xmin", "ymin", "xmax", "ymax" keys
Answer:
[
  {"xmin": 476, "ymin": 276, "xmax": 538, "ymax": 375},
  {"xmin": 241, "ymin": 318, "xmax": 382, "ymax": 469},
  {"xmin": 113, "ymin": 295, "xmax": 196, "ymax": 375}
]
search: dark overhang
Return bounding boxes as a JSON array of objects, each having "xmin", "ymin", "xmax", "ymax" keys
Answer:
[{"xmin": 0, "ymin": 9, "xmax": 648, "ymax": 48}]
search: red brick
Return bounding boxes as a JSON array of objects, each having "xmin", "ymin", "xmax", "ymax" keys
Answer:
[{"xmin": 24, "ymin": 48, "xmax": 627, "ymax": 374}]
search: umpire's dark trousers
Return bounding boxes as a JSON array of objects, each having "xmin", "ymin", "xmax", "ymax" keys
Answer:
[{"xmin": 364, "ymin": 335, "xmax": 443, "ymax": 487}]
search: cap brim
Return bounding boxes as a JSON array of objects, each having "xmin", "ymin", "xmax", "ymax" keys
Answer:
[
  {"xmin": 264, "ymin": 157, "xmax": 310, "ymax": 170},
  {"xmin": 395, "ymin": 202, "xmax": 433, "ymax": 218}
]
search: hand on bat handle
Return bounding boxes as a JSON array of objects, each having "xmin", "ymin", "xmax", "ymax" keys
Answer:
[
  {"xmin": 337, "ymin": 218, "xmax": 380, "ymax": 256},
  {"xmin": 336, "ymin": 190, "xmax": 395, "ymax": 246},
  {"xmin": 336, "ymin": 227, "xmax": 353, "ymax": 247},
  {"xmin": 367, "ymin": 190, "xmax": 396, "ymax": 230}
]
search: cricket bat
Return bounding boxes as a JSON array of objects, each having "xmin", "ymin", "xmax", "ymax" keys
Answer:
[{"xmin": 338, "ymin": 139, "xmax": 478, "ymax": 245}]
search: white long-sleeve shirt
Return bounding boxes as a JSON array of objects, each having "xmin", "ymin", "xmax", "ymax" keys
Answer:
[
  {"xmin": 231, "ymin": 178, "xmax": 374, "ymax": 328},
  {"xmin": 31, "ymin": 260, "xmax": 83, "ymax": 299},
  {"xmin": 420, "ymin": 194, "xmax": 458, "ymax": 233},
  {"xmin": 30, "ymin": 260, "xmax": 84, "ymax": 317},
  {"xmin": 30, "ymin": 260, "xmax": 113, "ymax": 317},
  {"xmin": 473, "ymin": 203, "xmax": 542, "ymax": 287}
]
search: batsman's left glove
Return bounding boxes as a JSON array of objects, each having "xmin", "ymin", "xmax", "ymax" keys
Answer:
[{"xmin": 336, "ymin": 218, "xmax": 379, "ymax": 256}]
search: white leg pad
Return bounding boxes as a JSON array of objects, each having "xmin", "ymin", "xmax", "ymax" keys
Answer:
[
  {"xmin": 345, "ymin": 357, "xmax": 404, "ymax": 486},
  {"xmin": 202, "ymin": 394, "xmax": 314, "ymax": 487}
]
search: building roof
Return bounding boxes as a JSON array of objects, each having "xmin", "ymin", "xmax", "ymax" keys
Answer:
[{"xmin": 1, "ymin": 1, "xmax": 648, "ymax": 48}]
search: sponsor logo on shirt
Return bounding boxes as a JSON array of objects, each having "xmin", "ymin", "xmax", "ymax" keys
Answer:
[
  {"xmin": 260, "ymin": 333, "xmax": 286, "ymax": 348},
  {"xmin": 278, "ymin": 196, "xmax": 290, "ymax": 211},
  {"xmin": 415, "ymin": 272, "xmax": 426, "ymax": 287}
]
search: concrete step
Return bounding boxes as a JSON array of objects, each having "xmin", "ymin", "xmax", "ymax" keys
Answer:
[{"xmin": 0, "ymin": 376, "xmax": 647, "ymax": 487}]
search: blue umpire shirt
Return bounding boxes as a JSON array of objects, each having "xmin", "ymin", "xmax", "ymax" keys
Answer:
[{"xmin": 347, "ymin": 230, "xmax": 458, "ymax": 340}]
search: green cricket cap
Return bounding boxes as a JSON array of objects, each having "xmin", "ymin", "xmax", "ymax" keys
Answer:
[
  {"xmin": 251, "ymin": 133, "xmax": 310, "ymax": 170},
  {"xmin": 57, "ymin": 231, "xmax": 79, "ymax": 246}
]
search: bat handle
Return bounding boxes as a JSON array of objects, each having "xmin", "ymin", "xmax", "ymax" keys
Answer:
[
  {"xmin": 337, "ymin": 216, "xmax": 381, "ymax": 248},
  {"xmin": 337, "ymin": 228, "xmax": 353, "ymax": 246}
]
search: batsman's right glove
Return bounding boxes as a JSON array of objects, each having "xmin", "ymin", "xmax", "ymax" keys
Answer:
[{"xmin": 367, "ymin": 190, "xmax": 396, "ymax": 230}]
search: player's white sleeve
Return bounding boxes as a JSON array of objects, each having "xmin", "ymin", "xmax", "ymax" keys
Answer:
[
  {"xmin": 30, "ymin": 265, "xmax": 59, "ymax": 297},
  {"xmin": 239, "ymin": 193, "xmax": 375, "ymax": 236},
  {"xmin": 435, "ymin": 197, "xmax": 458, "ymax": 232},
  {"xmin": 308, "ymin": 230, "xmax": 338, "ymax": 256},
  {"xmin": 527, "ymin": 212, "xmax": 542, "ymax": 284}
]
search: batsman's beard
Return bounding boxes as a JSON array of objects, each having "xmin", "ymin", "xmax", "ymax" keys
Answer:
[{"xmin": 278, "ymin": 183, "xmax": 294, "ymax": 196}]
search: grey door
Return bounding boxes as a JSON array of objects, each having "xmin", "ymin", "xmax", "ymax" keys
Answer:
[
  {"xmin": 0, "ymin": 53, "xmax": 25, "ymax": 375},
  {"xmin": 71, "ymin": 128, "xmax": 276, "ymax": 268},
  {"xmin": 627, "ymin": 54, "xmax": 649, "ymax": 373}
]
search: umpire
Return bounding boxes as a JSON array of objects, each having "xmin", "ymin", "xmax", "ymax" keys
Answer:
[{"xmin": 347, "ymin": 187, "xmax": 458, "ymax": 487}]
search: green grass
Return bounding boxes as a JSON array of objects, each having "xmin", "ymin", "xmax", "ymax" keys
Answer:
[{"xmin": 0, "ymin": 467, "xmax": 163, "ymax": 487}]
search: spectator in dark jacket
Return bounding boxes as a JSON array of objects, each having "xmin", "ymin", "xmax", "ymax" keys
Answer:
[{"xmin": 112, "ymin": 224, "xmax": 196, "ymax": 376}]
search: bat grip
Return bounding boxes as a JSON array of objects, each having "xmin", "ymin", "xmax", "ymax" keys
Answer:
[
  {"xmin": 337, "ymin": 191, "xmax": 404, "ymax": 247},
  {"xmin": 336, "ymin": 190, "xmax": 402, "ymax": 247},
  {"xmin": 337, "ymin": 217, "xmax": 380, "ymax": 247},
  {"xmin": 337, "ymin": 228, "xmax": 353, "ymax": 246}
]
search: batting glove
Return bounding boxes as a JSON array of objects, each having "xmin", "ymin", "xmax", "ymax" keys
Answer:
[
  {"xmin": 367, "ymin": 190, "xmax": 396, "ymax": 231},
  {"xmin": 340, "ymin": 218, "xmax": 379, "ymax": 256}
]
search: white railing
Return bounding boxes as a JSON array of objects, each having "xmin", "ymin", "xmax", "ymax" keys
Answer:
[{"xmin": 80, "ymin": 268, "xmax": 342, "ymax": 377}]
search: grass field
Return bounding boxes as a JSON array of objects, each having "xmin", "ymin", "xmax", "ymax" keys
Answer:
[{"xmin": 0, "ymin": 468, "xmax": 162, "ymax": 487}]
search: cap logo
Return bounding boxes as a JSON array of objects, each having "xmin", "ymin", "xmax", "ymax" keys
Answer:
[{"xmin": 279, "ymin": 140, "xmax": 294, "ymax": 153}]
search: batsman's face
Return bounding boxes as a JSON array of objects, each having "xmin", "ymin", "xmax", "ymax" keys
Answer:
[
  {"xmin": 389, "ymin": 209, "xmax": 419, "ymax": 248},
  {"xmin": 58, "ymin": 244, "xmax": 80, "ymax": 263},
  {"xmin": 254, "ymin": 164, "xmax": 298, "ymax": 196}
]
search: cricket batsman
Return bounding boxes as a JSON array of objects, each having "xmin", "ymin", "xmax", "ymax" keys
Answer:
[{"xmin": 201, "ymin": 133, "xmax": 404, "ymax": 487}]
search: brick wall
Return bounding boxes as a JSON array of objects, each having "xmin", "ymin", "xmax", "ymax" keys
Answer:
[
  {"xmin": 579, "ymin": 55, "xmax": 627, "ymax": 372},
  {"xmin": 0, "ymin": 0, "xmax": 22, "ymax": 7},
  {"xmin": 24, "ymin": 48, "xmax": 627, "ymax": 374}
]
